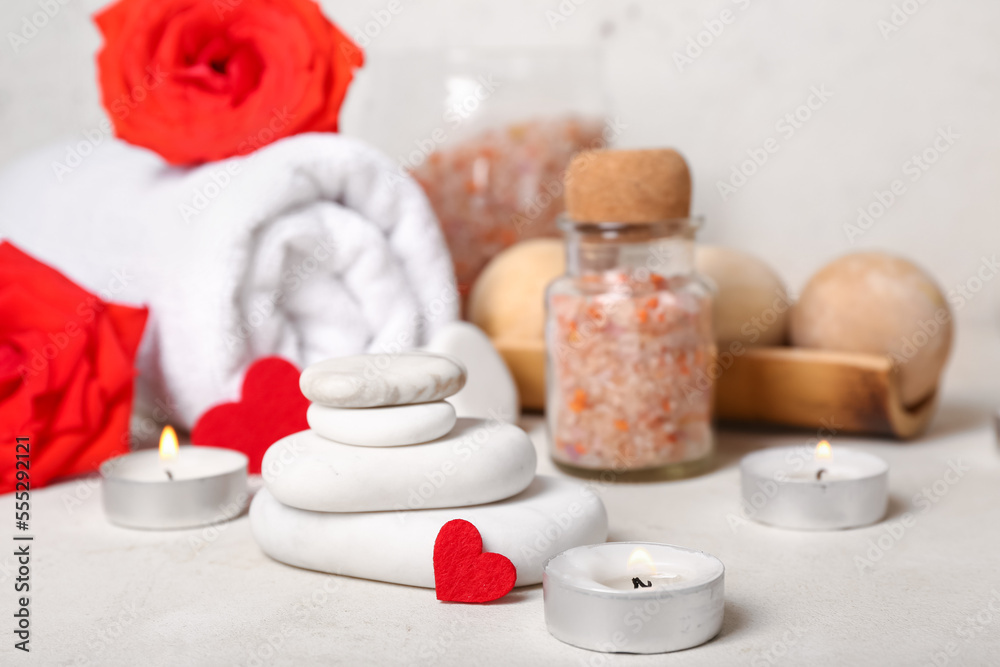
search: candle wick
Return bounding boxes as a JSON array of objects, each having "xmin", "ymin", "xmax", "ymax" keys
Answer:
[
  {"xmin": 816, "ymin": 468, "xmax": 826, "ymax": 481},
  {"xmin": 165, "ymin": 469, "xmax": 174, "ymax": 481},
  {"xmin": 632, "ymin": 577, "xmax": 652, "ymax": 589}
]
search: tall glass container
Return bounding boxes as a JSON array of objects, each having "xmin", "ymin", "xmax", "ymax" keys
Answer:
[{"xmin": 546, "ymin": 217, "xmax": 715, "ymax": 475}]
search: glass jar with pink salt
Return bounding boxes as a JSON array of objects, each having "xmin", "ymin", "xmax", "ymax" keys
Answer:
[{"xmin": 545, "ymin": 150, "xmax": 715, "ymax": 475}]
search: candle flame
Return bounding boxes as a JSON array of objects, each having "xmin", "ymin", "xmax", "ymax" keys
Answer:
[
  {"xmin": 627, "ymin": 547, "xmax": 656, "ymax": 575},
  {"xmin": 159, "ymin": 426, "xmax": 179, "ymax": 462},
  {"xmin": 815, "ymin": 440, "xmax": 832, "ymax": 460}
]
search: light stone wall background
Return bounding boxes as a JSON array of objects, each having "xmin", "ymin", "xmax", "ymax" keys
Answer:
[{"xmin": 1, "ymin": 0, "xmax": 998, "ymax": 331}]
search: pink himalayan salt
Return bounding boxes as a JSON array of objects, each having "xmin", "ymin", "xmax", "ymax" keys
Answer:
[
  {"xmin": 548, "ymin": 273, "xmax": 714, "ymax": 471},
  {"xmin": 411, "ymin": 116, "xmax": 605, "ymax": 297}
]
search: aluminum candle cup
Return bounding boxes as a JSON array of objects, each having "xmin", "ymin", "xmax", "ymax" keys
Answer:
[
  {"xmin": 103, "ymin": 446, "xmax": 248, "ymax": 530},
  {"xmin": 740, "ymin": 443, "xmax": 889, "ymax": 530},
  {"xmin": 543, "ymin": 543, "xmax": 725, "ymax": 654}
]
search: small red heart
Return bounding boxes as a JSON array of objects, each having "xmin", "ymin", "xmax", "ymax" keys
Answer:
[
  {"xmin": 191, "ymin": 357, "xmax": 309, "ymax": 474},
  {"xmin": 433, "ymin": 519, "xmax": 517, "ymax": 603}
]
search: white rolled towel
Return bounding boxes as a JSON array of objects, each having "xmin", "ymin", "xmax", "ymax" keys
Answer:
[{"xmin": 0, "ymin": 133, "xmax": 458, "ymax": 429}]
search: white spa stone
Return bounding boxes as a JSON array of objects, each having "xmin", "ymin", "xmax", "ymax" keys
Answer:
[
  {"xmin": 425, "ymin": 321, "xmax": 519, "ymax": 423},
  {"xmin": 306, "ymin": 401, "xmax": 456, "ymax": 447},
  {"xmin": 300, "ymin": 352, "xmax": 466, "ymax": 408},
  {"xmin": 250, "ymin": 475, "xmax": 608, "ymax": 588},
  {"xmin": 262, "ymin": 418, "xmax": 536, "ymax": 511}
]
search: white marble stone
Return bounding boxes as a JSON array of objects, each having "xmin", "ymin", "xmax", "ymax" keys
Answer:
[
  {"xmin": 424, "ymin": 321, "xmax": 520, "ymax": 423},
  {"xmin": 262, "ymin": 418, "xmax": 536, "ymax": 512},
  {"xmin": 300, "ymin": 352, "xmax": 466, "ymax": 408},
  {"xmin": 250, "ymin": 475, "xmax": 608, "ymax": 588},
  {"xmin": 306, "ymin": 401, "xmax": 456, "ymax": 447}
]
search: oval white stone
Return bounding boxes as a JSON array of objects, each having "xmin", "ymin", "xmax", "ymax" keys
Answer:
[
  {"xmin": 306, "ymin": 401, "xmax": 456, "ymax": 447},
  {"xmin": 262, "ymin": 418, "xmax": 537, "ymax": 512},
  {"xmin": 300, "ymin": 352, "xmax": 466, "ymax": 408},
  {"xmin": 424, "ymin": 321, "xmax": 520, "ymax": 423},
  {"xmin": 250, "ymin": 476, "xmax": 608, "ymax": 588}
]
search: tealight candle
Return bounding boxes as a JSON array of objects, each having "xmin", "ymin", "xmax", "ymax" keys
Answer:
[
  {"xmin": 740, "ymin": 440, "xmax": 889, "ymax": 530},
  {"xmin": 102, "ymin": 426, "xmax": 248, "ymax": 530},
  {"xmin": 543, "ymin": 543, "xmax": 725, "ymax": 654}
]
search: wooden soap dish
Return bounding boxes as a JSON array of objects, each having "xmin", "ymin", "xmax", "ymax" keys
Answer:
[
  {"xmin": 492, "ymin": 338, "xmax": 937, "ymax": 439},
  {"xmin": 713, "ymin": 346, "xmax": 937, "ymax": 439}
]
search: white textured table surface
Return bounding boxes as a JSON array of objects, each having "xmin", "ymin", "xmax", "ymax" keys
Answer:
[{"xmin": 3, "ymin": 326, "xmax": 999, "ymax": 667}]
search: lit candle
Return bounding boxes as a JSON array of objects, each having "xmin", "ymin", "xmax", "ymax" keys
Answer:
[
  {"xmin": 102, "ymin": 426, "xmax": 248, "ymax": 530},
  {"xmin": 543, "ymin": 543, "xmax": 725, "ymax": 654},
  {"xmin": 160, "ymin": 425, "xmax": 179, "ymax": 480},
  {"xmin": 598, "ymin": 547, "xmax": 688, "ymax": 590},
  {"xmin": 740, "ymin": 441, "xmax": 889, "ymax": 530}
]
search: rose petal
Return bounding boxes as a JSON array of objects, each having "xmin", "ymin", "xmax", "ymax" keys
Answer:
[{"xmin": 0, "ymin": 242, "xmax": 147, "ymax": 493}]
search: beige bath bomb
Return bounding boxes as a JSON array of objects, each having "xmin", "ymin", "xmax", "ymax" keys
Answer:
[
  {"xmin": 695, "ymin": 246, "xmax": 791, "ymax": 347},
  {"xmin": 790, "ymin": 252, "xmax": 952, "ymax": 406},
  {"xmin": 468, "ymin": 239, "xmax": 565, "ymax": 342}
]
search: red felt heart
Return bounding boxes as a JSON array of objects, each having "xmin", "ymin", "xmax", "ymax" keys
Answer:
[
  {"xmin": 191, "ymin": 357, "xmax": 309, "ymax": 474},
  {"xmin": 433, "ymin": 519, "xmax": 517, "ymax": 603}
]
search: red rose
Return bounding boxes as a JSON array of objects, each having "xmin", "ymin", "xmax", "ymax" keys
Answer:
[
  {"xmin": 0, "ymin": 243, "xmax": 148, "ymax": 493},
  {"xmin": 94, "ymin": 0, "xmax": 363, "ymax": 165}
]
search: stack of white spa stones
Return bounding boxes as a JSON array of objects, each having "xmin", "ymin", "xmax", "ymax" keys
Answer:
[{"xmin": 249, "ymin": 352, "xmax": 607, "ymax": 588}]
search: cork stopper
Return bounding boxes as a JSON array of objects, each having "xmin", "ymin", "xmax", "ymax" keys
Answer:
[{"xmin": 564, "ymin": 149, "xmax": 692, "ymax": 222}]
